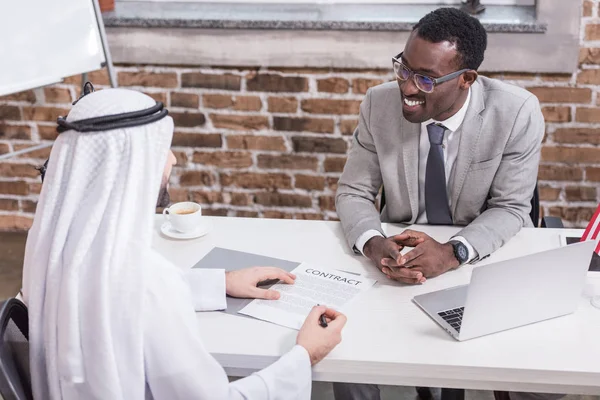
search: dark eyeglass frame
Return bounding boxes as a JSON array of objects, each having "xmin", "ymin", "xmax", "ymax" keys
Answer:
[{"xmin": 392, "ymin": 52, "xmax": 470, "ymax": 94}]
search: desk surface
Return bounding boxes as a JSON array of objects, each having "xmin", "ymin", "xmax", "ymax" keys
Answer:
[{"xmin": 152, "ymin": 216, "xmax": 600, "ymax": 395}]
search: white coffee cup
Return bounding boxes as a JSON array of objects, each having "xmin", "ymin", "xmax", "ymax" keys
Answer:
[{"xmin": 163, "ymin": 201, "xmax": 202, "ymax": 233}]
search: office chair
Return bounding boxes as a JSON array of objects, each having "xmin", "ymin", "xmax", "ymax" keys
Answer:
[{"xmin": 0, "ymin": 298, "xmax": 32, "ymax": 400}]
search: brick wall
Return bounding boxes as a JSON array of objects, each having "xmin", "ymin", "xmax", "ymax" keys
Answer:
[{"xmin": 0, "ymin": 1, "xmax": 598, "ymax": 231}]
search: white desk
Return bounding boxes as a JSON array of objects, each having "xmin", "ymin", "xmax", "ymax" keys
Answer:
[{"xmin": 152, "ymin": 216, "xmax": 600, "ymax": 395}]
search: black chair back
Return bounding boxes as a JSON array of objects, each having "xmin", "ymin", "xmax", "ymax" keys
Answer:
[{"xmin": 0, "ymin": 298, "xmax": 32, "ymax": 400}]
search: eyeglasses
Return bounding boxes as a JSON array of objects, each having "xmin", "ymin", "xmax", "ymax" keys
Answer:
[{"xmin": 392, "ymin": 52, "xmax": 470, "ymax": 94}]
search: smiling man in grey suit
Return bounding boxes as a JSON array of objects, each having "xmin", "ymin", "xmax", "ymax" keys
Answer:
[{"xmin": 334, "ymin": 7, "xmax": 549, "ymax": 400}]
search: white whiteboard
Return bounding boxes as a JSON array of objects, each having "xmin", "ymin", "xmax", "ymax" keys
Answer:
[{"xmin": 0, "ymin": 0, "xmax": 106, "ymax": 96}]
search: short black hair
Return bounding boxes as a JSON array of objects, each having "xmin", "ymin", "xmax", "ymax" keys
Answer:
[{"xmin": 413, "ymin": 7, "xmax": 487, "ymax": 70}]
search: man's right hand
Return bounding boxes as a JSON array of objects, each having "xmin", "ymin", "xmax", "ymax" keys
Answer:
[
  {"xmin": 296, "ymin": 305, "xmax": 347, "ymax": 365},
  {"xmin": 363, "ymin": 236, "xmax": 426, "ymax": 284}
]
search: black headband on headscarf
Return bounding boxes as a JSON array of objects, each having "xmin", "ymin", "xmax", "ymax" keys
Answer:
[{"xmin": 37, "ymin": 82, "xmax": 170, "ymax": 181}]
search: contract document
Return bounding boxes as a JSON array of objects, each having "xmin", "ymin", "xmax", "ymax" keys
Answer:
[{"xmin": 239, "ymin": 262, "xmax": 376, "ymax": 329}]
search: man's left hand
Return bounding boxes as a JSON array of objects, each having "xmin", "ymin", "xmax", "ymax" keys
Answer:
[
  {"xmin": 225, "ymin": 267, "xmax": 296, "ymax": 299},
  {"xmin": 381, "ymin": 229, "xmax": 460, "ymax": 281}
]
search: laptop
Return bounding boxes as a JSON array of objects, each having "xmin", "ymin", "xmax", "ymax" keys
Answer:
[{"xmin": 413, "ymin": 240, "xmax": 595, "ymax": 341}]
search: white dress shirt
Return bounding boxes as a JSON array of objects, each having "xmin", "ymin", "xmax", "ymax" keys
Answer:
[{"xmin": 356, "ymin": 89, "xmax": 478, "ymax": 263}]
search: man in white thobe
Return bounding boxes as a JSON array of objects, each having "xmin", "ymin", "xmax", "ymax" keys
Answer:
[{"xmin": 21, "ymin": 88, "xmax": 346, "ymax": 400}]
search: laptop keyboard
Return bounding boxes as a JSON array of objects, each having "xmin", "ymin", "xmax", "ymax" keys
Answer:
[{"xmin": 437, "ymin": 307, "xmax": 464, "ymax": 333}]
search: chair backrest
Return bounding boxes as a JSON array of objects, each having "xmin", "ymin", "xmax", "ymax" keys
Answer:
[
  {"xmin": 0, "ymin": 298, "xmax": 32, "ymax": 400},
  {"xmin": 379, "ymin": 182, "xmax": 541, "ymax": 227}
]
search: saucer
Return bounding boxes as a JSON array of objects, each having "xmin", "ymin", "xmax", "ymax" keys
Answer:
[{"xmin": 160, "ymin": 220, "xmax": 212, "ymax": 240}]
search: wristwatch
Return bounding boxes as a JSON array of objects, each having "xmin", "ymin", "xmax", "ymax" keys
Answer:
[{"xmin": 448, "ymin": 240, "xmax": 469, "ymax": 265}]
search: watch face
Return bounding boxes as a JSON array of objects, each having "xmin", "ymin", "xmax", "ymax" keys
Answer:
[{"xmin": 457, "ymin": 244, "xmax": 468, "ymax": 261}]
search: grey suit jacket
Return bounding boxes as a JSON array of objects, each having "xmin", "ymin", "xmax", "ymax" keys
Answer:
[{"xmin": 335, "ymin": 76, "xmax": 545, "ymax": 259}]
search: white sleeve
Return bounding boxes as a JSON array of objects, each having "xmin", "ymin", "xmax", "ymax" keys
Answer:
[
  {"xmin": 144, "ymin": 266, "xmax": 312, "ymax": 400},
  {"xmin": 451, "ymin": 236, "xmax": 479, "ymax": 264},
  {"xmin": 183, "ymin": 268, "xmax": 227, "ymax": 311},
  {"xmin": 355, "ymin": 229, "xmax": 385, "ymax": 256}
]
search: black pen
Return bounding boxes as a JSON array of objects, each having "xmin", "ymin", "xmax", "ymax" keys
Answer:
[{"xmin": 319, "ymin": 313, "xmax": 328, "ymax": 328}]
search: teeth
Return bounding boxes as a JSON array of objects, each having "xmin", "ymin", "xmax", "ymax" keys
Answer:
[{"xmin": 404, "ymin": 98, "xmax": 424, "ymax": 107}]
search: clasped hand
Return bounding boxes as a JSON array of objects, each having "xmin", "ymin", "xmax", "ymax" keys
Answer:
[{"xmin": 363, "ymin": 229, "xmax": 459, "ymax": 284}]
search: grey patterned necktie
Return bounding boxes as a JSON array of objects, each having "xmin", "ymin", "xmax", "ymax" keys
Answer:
[{"xmin": 425, "ymin": 123, "xmax": 452, "ymax": 225}]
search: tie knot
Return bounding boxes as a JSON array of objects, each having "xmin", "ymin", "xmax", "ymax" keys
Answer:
[{"xmin": 427, "ymin": 123, "xmax": 446, "ymax": 145}]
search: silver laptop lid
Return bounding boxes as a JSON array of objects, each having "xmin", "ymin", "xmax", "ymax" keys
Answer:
[{"xmin": 459, "ymin": 240, "xmax": 595, "ymax": 340}]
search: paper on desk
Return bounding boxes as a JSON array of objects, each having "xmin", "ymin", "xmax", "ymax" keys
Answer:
[{"xmin": 238, "ymin": 263, "xmax": 376, "ymax": 330}]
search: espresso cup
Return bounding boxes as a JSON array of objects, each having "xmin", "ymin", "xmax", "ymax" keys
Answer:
[{"xmin": 163, "ymin": 201, "xmax": 202, "ymax": 233}]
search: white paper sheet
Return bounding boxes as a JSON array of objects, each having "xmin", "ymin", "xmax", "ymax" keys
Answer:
[{"xmin": 238, "ymin": 262, "xmax": 376, "ymax": 330}]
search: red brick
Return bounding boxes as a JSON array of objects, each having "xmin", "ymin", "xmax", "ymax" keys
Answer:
[
  {"xmin": 565, "ymin": 186, "xmax": 597, "ymax": 201},
  {"xmin": 21, "ymin": 200, "xmax": 37, "ymax": 213},
  {"xmin": 192, "ymin": 151, "xmax": 253, "ymax": 168},
  {"xmin": 235, "ymin": 211, "xmax": 259, "ymax": 218},
  {"xmin": 541, "ymin": 106, "xmax": 570, "ymax": 123},
  {"xmin": 221, "ymin": 172, "xmax": 291, "ymax": 189},
  {"xmin": 0, "ymin": 215, "xmax": 33, "ymax": 231},
  {"xmin": 190, "ymin": 191, "xmax": 224, "ymax": 204},
  {"xmin": 44, "ymin": 87, "xmax": 71, "ymax": 103},
  {"xmin": 317, "ymin": 78, "xmax": 350, "ymax": 93},
  {"xmin": 575, "ymin": 107, "xmax": 600, "ymax": 123},
  {"xmin": 13, "ymin": 144, "xmax": 52, "ymax": 160},
  {"xmin": 527, "ymin": 87, "xmax": 591, "ymax": 104},
  {"xmin": 143, "ymin": 91, "xmax": 168, "ymax": 104},
  {"xmin": 586, "ymin": 167, "xmax": 600, "ymax": 181},
  {"xmin": 263, "ymin": 210, "xmax": 294, "ymax": 219},
  {"xmin": 0, "ymin": 199, "xmax": 19, "ymax": 211},
  {"xmin": 540, "ymin": 74, "xmax": 573, "ymax": 82},
  {"xmin": 118, "ymin": 71, "xmax": 178, "ymax": 88},
  {"xmin": 257, "ymin": 155, "xmax": 318, "ymax": 170},
  {"xmin": 87, "ymin": 69, "xmax": 111, "ymax": 86},
  {"xmin": 538, "ymin": 185, "xmax": 561, "ymax": 201},
  {"xmin": 0, "ymin": 143, "xmax": 9, "ymax": 155},
  {"xmin": 352, "ymin": 78, "xmax": 384, "ymax": 94},
  {"xmin": 340, "ymin": 119, "xmax": 358, "ymax": 135},
  {"xmin": 301, "ymin": 99, "xmax": 360, "ymax": 115},
  {"xmin": 172, "ymin": 150, "xmax": 188, "ymax": 165},
  {"xmin": 211, "ymin": 114, "xmax": 268, "ymax": 131},
  {"xmin": 327, "ymin": 176, "xmax": 339, "ymax": 191},
  {"xmin": 579, "ymin": 48, "xmax": 600, "ymax": 65},
  {"xmin": 170, "ymin": 112, "xmax": 206, "ymax": 128},
  {"xmin": 585, "ymin": 24, "xmax": 600, "ymax": 41},
  {"xmin": 28, "ymin": 182, "xmax": 42, "ymax": 195},
  {"xmin": 577, "ymin": 69, "xmax": 600, "ymax": 84},
  {"xmin": 179, "ymin": 170, "xmax": 216, "ymax": 186},
  {"xmin": 0, "ymin": 181, "xmax": 29, "ymax": 195},
  {"xmin": 38, "ymin": 125, "xmax": 58, "ymax": 141},
  {"xmin": 553, "ymin": 128, "xmax": 600, "ymax": 144},
  {"xmin": 319, "ymin": 195, "xmax": 336, "ymax": 211},
  {"xmin": 203, "ymin": 208, "xmax": 229, "ymax": 216},
  {"xmin": 295, "ymin": 174, "xmax": 325, "ymax": 190},
  {"xmin": 501, "ymin": 73, "xmax": 537, "ymax": 81},
  {"xmin": 538, "ymin": 165, "xmax": 583, "ymax": 181},
  {"xmin": 168, "ymin": 188, "xmax": 189, "ymax": 203},
  {"xmin": 268, "ymin": 97, "xmax": 298, "ymax": 113},
  {"xmin": 172, "ymin": 132, "xmax": 222, "ymax": 148},
  {"xmin": 294, "ymin": 213, "xmax": 323, "ymax": 220},
  {"xmin": 246, "ymin": 73, "xmax": 308, "ymax": 93},
  {"xmin": 233, "ymin": 96, "xmax": 262, "ymax": 112},
  {"xmin": 548, "ymin": 206, "xmax": 597, "ymax": 225},
  {"xmin": 22, "ymin": 106, "xmax": 69, "ymax": 122},
  {"xmin": 0, "ymin": 105, "xmax": 21, "ymax": 120},
  {"xmin": 254, "ymin": 192, "xmax": 312, "ymax": 207},
  {"xmin": 541, "ymin": 147, "xmax": 600, "ymax": 163},
  {"xmin": 171, "ymin": 92, "xmax": 199, "ymax": 108},
  {"xmin": 0, "ymin": 90, "xmax": 36, "ymax": 103},
  {"xmin": 181, "ymin": 73, "xmax": 241, "ymax": 90},
  {"xmin": 227, "ymin": 135, "xmax": 287, "ymax": 151},
  {"xmin": 324, "ymin": 157, "xmax": 347, "ymax": 172},
  {"xmin": 0, "ymin": 163, "xmax": 41, "ymax": 178},
  {"xmin": 0, "ymin": 124, "xmax": 31, "ymax": 140},
  {"xmin": 292, "ymin": 137, "xmax": 347, "ymax": 154},
  {"xmin": 229, "ymin": 192, "xmax": 253, "ymax": 206},
  {"xmin": 583, "ymin": 0, "xmax": 593, "ymax": 16},
  {"xmin": 273, "ymin": 117, "xmax": 334, "ymax": 133},
  {"xmin": 203, "ymin": 94, "xmax": 233, "ymax": 109}
]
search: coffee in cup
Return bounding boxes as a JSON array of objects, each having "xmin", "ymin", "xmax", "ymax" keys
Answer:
[{"xmin": 163, "ymin": 201, "xmax": 202, "ymax": 233}]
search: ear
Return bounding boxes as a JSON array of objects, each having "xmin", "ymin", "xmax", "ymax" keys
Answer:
[{"xmin": 461, "ymin": 71, "xmax": 478, "ymax": 89}]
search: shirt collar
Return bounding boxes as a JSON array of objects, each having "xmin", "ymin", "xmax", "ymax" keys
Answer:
[{"xmin": 423, "ymin": 87, "xmax": 471, "ymax": 132}]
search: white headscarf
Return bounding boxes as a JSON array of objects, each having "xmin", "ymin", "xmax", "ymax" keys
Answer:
[{"xmin": 22, "ymin": 88, "xmax": 174, "ymax": 400}]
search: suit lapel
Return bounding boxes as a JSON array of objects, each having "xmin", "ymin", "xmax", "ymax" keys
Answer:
[
  {"xmin": 450, "ymin": 80, "xmax": 485, "ymax": 218},
  {"xmin": 400, "ymin": 115, "xmax": 421, "ymax": 223}
]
